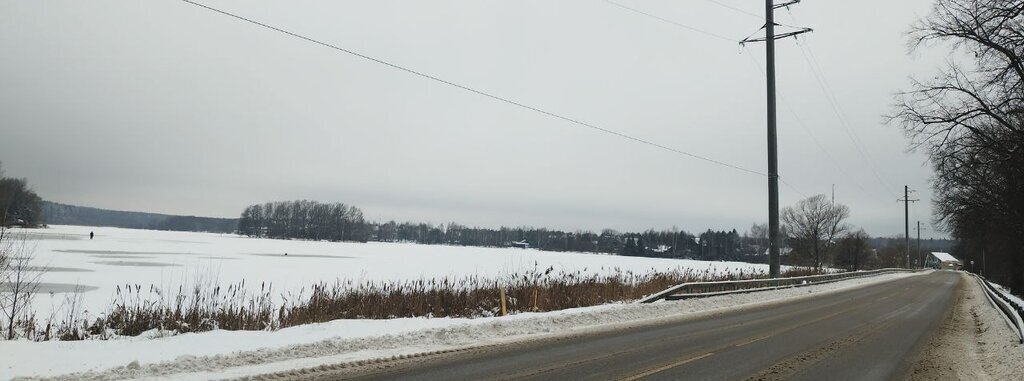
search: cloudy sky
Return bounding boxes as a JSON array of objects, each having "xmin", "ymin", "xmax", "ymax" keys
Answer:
[{"xmin": 0, "ymin": 0, "xmax": 950, "ymax": 238}]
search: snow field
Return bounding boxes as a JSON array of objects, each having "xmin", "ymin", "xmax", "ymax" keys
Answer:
[{"xmin": 15, "ymin": 225, "xmax": 771, "ymax": 320}]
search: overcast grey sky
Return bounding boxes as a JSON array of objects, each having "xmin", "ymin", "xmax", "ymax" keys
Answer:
[{"xmin": 0, "ymin": 0, "xmax": 950, "ymax": 238}]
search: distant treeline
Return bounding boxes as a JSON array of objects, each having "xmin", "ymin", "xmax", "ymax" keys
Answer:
[
  {"xmin": 237, "ymin": 200, "xmax": 960, "ymax": 266},
  {"xmin": 0, "ymin": 177, "xmax": 42, "ymax": 227},
  {"xmin": 42, "ymin": 202, "xmax": 237, "ymax": 233},
  {"xmin": 237, "ymin": 200, "xmax": 773, "ymax": 261},
  {"xmin": 237, "ymin": 200, "xmax": 367, "ymax": 242},
  {"xmin": 376, "ymin": 221, "xmax": 750, "ymax": 260}
]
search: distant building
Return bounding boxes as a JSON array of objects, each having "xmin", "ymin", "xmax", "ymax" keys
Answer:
[
  {"xmin": 760, "ymin": 247, "xmax": 793, "ymax": 256},
  {"xmin": 510, "ymin": 241, "xmax": 529, "ymax": 249},
  {"xmin": 925, "ymin": 252, "xmax": 962, "ymax": 270},
  {"xmin": 4, "ymin": 218, "xmax": 28, "ymax": 227}
]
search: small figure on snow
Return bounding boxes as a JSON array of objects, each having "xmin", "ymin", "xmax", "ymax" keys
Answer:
[{"xmin": 89, "ymin": 231, "xmax": 94, "ymax": 240}]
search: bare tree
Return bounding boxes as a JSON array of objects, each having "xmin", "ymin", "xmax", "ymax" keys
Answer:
[
  {"xmin": 0, "ymin": 167, "xmax": 45, "ymax": 339},
  {"xmin": 0, "ymin": 177, "xmax": 43, "ymax": 228},
  {"xmin": 782, "ymin": 195, "xmax": 850, "ymax": 270},
  {"xmin": 0, "ymin": 226, "xmax": 43, "ymax": 339},
  {"xmin": 748, "ymin": 223, "xmax": 769, "ymax": 256},
  {"xmin": 836, "ymin": 230, "xmax": 871, "ymax": 271},
  {"xmin": 889, "ymin": 0, "xmax": 1024, "ymax": 292},
  {"xmin": 0, "ymin": 168, "xmax": 48, "ymax": 339}
]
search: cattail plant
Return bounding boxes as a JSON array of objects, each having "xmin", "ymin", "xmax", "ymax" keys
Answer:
[{"xmin": 18, "ymin": 264, "xmax": 846, "ymax": 341}]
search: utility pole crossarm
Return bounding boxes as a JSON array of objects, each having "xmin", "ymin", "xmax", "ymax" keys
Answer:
[
  {"xmin": 899, "ymin": 186, "xmax": 919, "ymax": 268},
  {"xmin": 740, "ymin": 27, "xmax": 813, "ymax": 44},
  {"xmin": 773, "ymin": 0, "xmax": 801, "ymax": 9}
]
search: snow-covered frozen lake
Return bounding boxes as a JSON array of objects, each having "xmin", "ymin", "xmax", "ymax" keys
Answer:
[{"xmin": 16, "ymin": 225, "xmax": 770, "ymax": 317}]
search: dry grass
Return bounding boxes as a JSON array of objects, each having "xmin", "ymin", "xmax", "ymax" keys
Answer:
[
  {"xmin": 13, "ymin": 265, "xmax": 834, "ymax": 340},
  {"xmin": 97, "ymin": 281, "xmax": 275, "ymax": 336},
  {"xmin": 279, "ymin": 266, "xmax": 761, "ymax": 325},
  {"xmin": 781, "ymin": 266, "xmax": 834, "ymax": 278}
]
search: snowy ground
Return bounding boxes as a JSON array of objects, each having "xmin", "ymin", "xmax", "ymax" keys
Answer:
[
  {"xmin": 907, "ymin": 273, "xmax": 1024, "ymax": 381},
  {"xmin": 992, "ymin": 282, "xmax": 1024, "ymax": 311},
  {"xmin": 2, "ymin": 271, "xmax": 923, "ymax": 380},
  {"xmin": 12, "ymin": 225, "xmax": 771, "ymax": 319}
]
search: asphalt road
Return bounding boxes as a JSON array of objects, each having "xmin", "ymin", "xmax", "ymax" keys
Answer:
[{"xmin": 287, "ymin": 271, "xmax": 960, "ymax": 381}]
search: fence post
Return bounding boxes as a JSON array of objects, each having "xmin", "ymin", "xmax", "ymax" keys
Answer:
[
  {"xmin": 500, "ymin": 287, "xmax": 507, "ymax": 316},
  {"xmin": 532, "ymin": 289, "xmax": 539, "ymax": 312}
]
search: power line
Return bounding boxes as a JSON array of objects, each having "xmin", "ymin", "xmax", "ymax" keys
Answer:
[
  {"xmin": 603, "ymin": 0, "xmax": 738, "ymax": 42},
  {"xmin": 606, "ymin": 2, "xmax": 815, "ymax": 199},
  {"xmin": 779, "ymin": 178, "xmax": 808, "ymax": 198},
  {"xmin": 783, "ymin": 9, "xmax": 901, "ymax": 196},
  {"xmin": 598, "ymin": 0, "xmax": 816, "ymax": 201},
  {"xmin": 706, "ymin": 0, "xmax": 807, "ymax": 31},
  {"xmin": 741, "ymin": 46, "xmax": 890, "ymax": 203},
  {"xmin": 600, "ymin": 1, "xmax": 814, "ymax": 199},
  {"xmin": 802, "ymin": 41, "xmax": 900, "ymax": 194},
  {"xmin": 742, "ymin": 47, "xmax": 839, "ymax": 199},
  {"xmin": 704, "ymin": 0, "xmax": 760, "ymax": 19},
  {"xmin": 793, "ymin": 38, "xmax": 901, "ymax": 196},
  {"xmin": 177, "ymin": 0, "xmax": 765, "ymax": 177}
]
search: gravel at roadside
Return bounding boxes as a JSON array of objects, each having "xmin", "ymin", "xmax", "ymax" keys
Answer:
[{"xmin": 908, "ymin": 272, "xmax": 1024, "ymax": 381}]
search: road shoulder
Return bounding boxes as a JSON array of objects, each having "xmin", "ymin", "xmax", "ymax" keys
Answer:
[
  {"xmin": 21, "ymin": 272, "xmax": 924, "ymax": 381},
  {"xmin": 907, "ymin": 272, "xmax": 1024, "ymax": 381}
]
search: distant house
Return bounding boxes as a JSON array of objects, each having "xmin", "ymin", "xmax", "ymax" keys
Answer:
[
  {"xmin": 5, "ymin": 218, "xmax": 28, "ymax": 227},
  {"xmin": 760, "ymin": 247, "xmax": 793, "ymax": 256},
  {"xmin": 925, "ymin": 252, "xmax": 962, "ymax": 270},
  {"xmin": 651, "ymin": 245, "xmax": 671, "ymax": 254},
  {"xmin": 510, "ymin": 241, "xmax": 529, "ymax": 249}
]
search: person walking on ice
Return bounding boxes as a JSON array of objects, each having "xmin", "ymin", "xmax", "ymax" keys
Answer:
[{"xmin": 89, "ymin": 231, "xmax": 94, "ymax": 240}]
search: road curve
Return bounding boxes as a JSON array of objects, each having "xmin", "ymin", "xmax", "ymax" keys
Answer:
[{"xmin": 271, "ymin": 271, "xmax": 960, "ymax": 381}]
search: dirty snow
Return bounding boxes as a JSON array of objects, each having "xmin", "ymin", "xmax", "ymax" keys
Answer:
[{"xmin": 909, "ymin": 273, "xmax": 1024, "ymax": 381}]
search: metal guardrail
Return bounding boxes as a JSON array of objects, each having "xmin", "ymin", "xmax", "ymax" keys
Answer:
[
  {"xmin": 640, "ymin": 268, "xmax": 920, "ymax": 303},
  {"xmin": 973, "ymin": 274, "xmax": 1024, "ymax": 344}
]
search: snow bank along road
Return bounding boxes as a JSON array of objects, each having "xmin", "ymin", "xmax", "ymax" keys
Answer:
[
  {"xmin": 5, "ymin": 272, "xmax": 924, "ymax": 380},
  {"xmin": 260, "ymin": 271, "xmax": 962, "ymax": 381}
]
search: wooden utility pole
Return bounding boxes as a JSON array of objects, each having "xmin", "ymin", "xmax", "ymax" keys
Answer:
[
  {"xmin": 742, "ymin": 0, "xmax": 811, "ymax": 278},
  {"xmin": 765, "ymin": 0, "xmax": 781, "ymax": 279},
  {"xmin": 915, "ymin": 221, "xmax": 925, "ymax": 268},
  {"xmin": 899, "ymin": 186, "xmax": 918, "ymax": 268}
]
